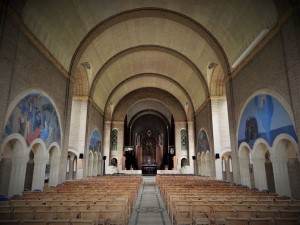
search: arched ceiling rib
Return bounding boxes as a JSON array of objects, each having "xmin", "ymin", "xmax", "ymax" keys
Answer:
[
  {"xmin": 126, "ymin": 100, "xmax": 172, "ymax": 126},
  {"xmin": 22, "ymin": 0, "xmax": 278, "ymax": 118},
  {"xmin": 112, "ymin": 88, "xmax": 186, "ymax": 122},
  {"xmin": 91, "ymin": 46, "xmax": 208, "ymax": 112},
  {"xmin": 101, "ymin": 74, "xmax": 194, "ymax": 120},
  {"xmin": 78, "ymin": 15, "xmax": 222, "ymax": 83}
]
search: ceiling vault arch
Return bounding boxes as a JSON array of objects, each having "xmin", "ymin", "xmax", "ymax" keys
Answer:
[
  {"xmin": 103, "ymin": 73, "xmax": 194, "ymax": 118},
  {"xmin": 69, "ymin": 7, "xmax": 230, "ymax": 76},
  {"xmin": 90, "ymin": 45, "xmax": 209, "ymax": 101}
]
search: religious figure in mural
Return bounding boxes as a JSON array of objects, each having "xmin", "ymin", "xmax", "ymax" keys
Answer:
[
  {"xmin": 4, "ymin": 93, "xmax": 61, "ymax": 148},
  {"xmin": 254, "ymin": 94, "xmax": 273, "ymax": 142},
  {"xmin": 89, "ymin": 130, "xmax": 101, "ymax": 152},
  {"xmin": 238, "ymin": 94, "xmax": 298, "ymax": 148},
  {"xmin": 198, "ymin": 130, "xmax": 209, "ymax": 152},
  {"xmin": 245, "ymin": 116, "xmax": 258, "ymax": 142}
]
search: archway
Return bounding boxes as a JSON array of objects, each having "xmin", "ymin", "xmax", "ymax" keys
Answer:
[
  {"xmin": 238, "ymin": 145, "xmax": 252, "ymax": 187},
  {"xmin": 25, "ymin": 141, "xmax": 49, "ymax": 191},
  {"xmin": 272, "ymin": 136, "xmax": 300, "ymax": 198},
  {"xmin": 48, "ymin": 145, "xmax": 60, "ymax": 186},
  {"xmin": 252, "ymin": 141, "xmax": 275, "ymax": 192},
  {"xmin": 221, "ymin": 152, "xmax": 233, "ymax": 182},
  {"xmin": 24, "ymin": 151, "xmax": 34, "ymax": 191},
  {"xmin": 66, "ymin": 151, "xmax": 77, "ymax": 180},
  {"xmin": 0, "ymin": 143, "xmax": 13, "ymax": 195},
  {"xmin": 0, "ymin": 137, "xmax": 28, "ymax": 196}
]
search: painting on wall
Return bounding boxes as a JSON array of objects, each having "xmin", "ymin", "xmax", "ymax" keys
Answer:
[
  {"xmin": 238, "ymin": 94, "xmax": 298, "ymax": 148},
  {"xmin": 198, "ymin": 130, "xmax": 209, "ymax": 152},
  {"xmin": 89, "ymin": 130, "xmax": 101, "ymax": 152},
  {"xmin": 4, "ymin": 93, "xmax": 61, "ymax": 148}
]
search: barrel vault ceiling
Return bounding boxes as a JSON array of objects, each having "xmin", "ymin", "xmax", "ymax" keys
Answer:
[{"xmin": 22, "ymin": 0, "xmax": 278, "ymax": 120}]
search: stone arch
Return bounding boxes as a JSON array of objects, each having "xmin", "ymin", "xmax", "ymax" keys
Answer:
[
  {"xmin": 209, "ymin": 64, "xmax": 225, "ymax": 97},
  {"xmin": 4, "ymin": 90, "xmax": 63, "ymax": 148},
  {"xmin": 26, "ymin": 139, "xmax": 49, "ymax": 191},
  {"xmin": 252, "ymin": 139, "xmax": 275, "ymax": 192},
  {"xmin": 73, "ymin": 64, "xmax": 90, "ymax": 97},
  {"xmin": 272, "ymin": 134, "xmax": 300, "ymax": 198},
  {"xmin": 222, "ymin": 151, "xmax": 233, "ymax": 182},
  {"xmin": 237, "ymin": 90, "xmax": 297, "ymax": 151},
  {"xmin": 47, "ymin": 143, "xmax": 61, "ymax": 187},
  {"xmin": 238, "ymin": 143, "xmax": 252, "ymax": 187},
  {"xmin": 70, "ymin": 7, "xmax": 230, "ymax": 78},
  {"xmin": 0, "ymin": 134, "xmax": 28, "ymax": 196}
]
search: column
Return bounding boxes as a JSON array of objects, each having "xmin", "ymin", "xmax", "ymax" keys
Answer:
[
  {"xmin": 103, "ymin": 121, "xmax": 111, "ymax": 174},
  {"xmin": 112, "ymin": 121, "xmax": 124, "ymax": 172},
  {"xmin": 271, "ymin": 156, "xmax": 291, "ymax": 197},
  {"xmin": 8, "ymin": 157, "xmax": 27, "ymax": 196},
  {"xmin": 174, "ymin": 122, "xmax": 186, "ymax": 170},
  {"xmin": 49, "ymin": 161, "xmax": 59, "ymax": 187},
  {"xmin": 187, "ymin": 120, "xmax": 195, "ymax": 174},
  {"xmin": 252, "ymin": 157, "xmax": 268, "ymax": 191},
  {"xmin": 31, "ymin": 158, "xmax": 48, "ymax": 191},
  {"xmin": 239, "ymin": 158, "xmax": 251, "ymax": 187},
  {"xmin": 67, "ymin": 155, "xmax": 75, "ymax": 180}
]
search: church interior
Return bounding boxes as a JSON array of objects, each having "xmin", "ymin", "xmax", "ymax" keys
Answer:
[{"xmin": 0, "ymin": 0, "xmax": 300, "ymax": 224}]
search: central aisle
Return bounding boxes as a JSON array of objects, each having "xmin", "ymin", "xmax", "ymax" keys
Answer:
[{"xmin": 128, "ymin": 176, "xmax": 172, "ymax": 225}]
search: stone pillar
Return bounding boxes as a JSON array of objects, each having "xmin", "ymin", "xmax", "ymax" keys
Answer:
[
  {"xmin": 67, "ymin": 155, "xmax": 75, "ymax": 180},
  {"xmin": 187, "ymin": 120, "xmax": 195, "ymax": 174},
  {"xmin": 103, "ymin": 121, "xmax": 111, "ymax": 174},
  {"xmin": 49, "ymin": 161, "xmax": 59, "ymax": 187},
  {"xmin": 239, "ymin": 158, "xmax": 251, "ymax": 187},
  {"xmin": 111, "ymin": 121, "xmax": 124, "ymax": 172},
  {"xmin": 8, "ymin": 157, "xmax": 27, "ymax": 196},
  {"xmin": 31, "ymin": 158, "xmax": 48, "ymax": 191},
  {"xmin": 93, "ymin": 155, "xmax": 98, "ymax": 176},
  {"xmin": 224, "ymin": 159, "xmax": 231, "ymax": 181},
  {"xmin": 174, "ymin": 122, "xmax": 186, "ymax": 170},
  {"xmin": 252, "ymin": 157, "xmax": 268, "ymax": 191},
  {"xmin": 271, "ymin": 156, "xmax": 291, "ymax": 197}
]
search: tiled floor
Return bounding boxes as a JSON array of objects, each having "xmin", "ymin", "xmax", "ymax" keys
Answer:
[{"xmin": 128, "ymin": 176, "xmax": 172, "ymax": 225}]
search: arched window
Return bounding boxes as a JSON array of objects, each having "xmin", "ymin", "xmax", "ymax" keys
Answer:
[
  {"xmin": 111, "ymin": 129, "xmax": 118, "ymax": 150},
  {"xmin": 181, "ymin": 129, "xmax": 187, "ymax": 150}
]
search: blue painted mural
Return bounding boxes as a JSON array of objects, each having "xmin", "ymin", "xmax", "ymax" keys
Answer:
[
  {"xmin": 198, "ymin": 130, "xmax": 209, "ymax": 152},
  {"xmin": 238, "ymin": 94, "xmax": 298, "ymax": 148},
  {"xmin": 89, "ymin": 130, "xmax": 101, "ymax": 152},
  {"xmin": 4, "ymin": 93, "xmax": 61, "ymax": 148}
]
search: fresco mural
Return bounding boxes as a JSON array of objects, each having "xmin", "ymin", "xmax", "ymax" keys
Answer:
[
  {"xmin": 89, "ymin": 130, "xmax": 101, "ymax": 152},
  {"xmin": 4, "ymin": 93, "xmax": 61, "ymax": 148},
  {"xmin": 198, "ymin": 130, "xmax": 209, "ymax": 152},
  {"xmin": 238, "ymin": 94, "xmax": 298, "ymax": 148}
]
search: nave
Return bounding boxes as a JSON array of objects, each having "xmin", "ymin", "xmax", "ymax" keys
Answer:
[{"xmin": 1, "ymin": 175, "xmax": 300, "ymax": 225}]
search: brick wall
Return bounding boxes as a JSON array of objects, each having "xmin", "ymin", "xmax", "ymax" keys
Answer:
[
  {"xmin": 228, "ymin": 10, "xmax": 300, "ymax": 153},
  {"xmin": 226, "ymin": 7, "xmax": 300, "ymax": 183},
  {"xmin": 0, "ymin": 3, "xmax": 72, "ymax": 183}
]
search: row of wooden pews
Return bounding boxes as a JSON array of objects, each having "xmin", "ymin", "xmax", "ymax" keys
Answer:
[
  {"xmin": 0, "ymin": 175, "xmax": 142, "ymax": 225},
  {"xmin": 156, "ymin": 175, "xmax": 300, "ymax": 225}
]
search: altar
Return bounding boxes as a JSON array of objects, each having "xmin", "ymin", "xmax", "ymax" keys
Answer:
[{"xmin": 141, "ymin": 164, "xmax": 157, "ymax": 175}]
